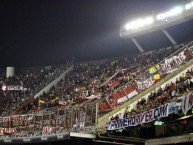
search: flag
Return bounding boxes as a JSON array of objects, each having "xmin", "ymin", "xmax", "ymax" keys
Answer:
[
  {"xmin": 153, "ymin": 73, "xmax": 160, "ymax": 80},
  {"xmin": 149, "ymin": 64, "xmax": 160, "ymax": 74},
  {"xmin": 112, "ymin": 83, "xmax": 138, "ymax": 104},
  {"xmin": 99, "ymin": 97, "xmax": 112, "ymax": 112}
]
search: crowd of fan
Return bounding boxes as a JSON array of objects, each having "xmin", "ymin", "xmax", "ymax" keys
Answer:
[
  {"xmin": 25, "ymin": 44, "xmax": 185, "ymax": 113},
  {"xmin": 0, "ymin": 65, "xmax": 67, "ymax": 115},
  {"xmin": 110, "ymin": 69, "xmax": 193, "ymax": 120}
]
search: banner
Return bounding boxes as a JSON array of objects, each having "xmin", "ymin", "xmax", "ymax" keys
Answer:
[
  {"xmin": 149, "ymin": 64, "xmax": 160, "ymax": 74},
  {"xmin": 167, "ymin": 101, "xmax": 181, "ymax": 114},
  {"xmin": 112, "ymin": 83, "xmax": 138, "ymax": 104},
  {"xmin": 161, "ymin": 49, "xmax": 187, "ymax": 74},
  {"xmin": 99, "ymin": 98, "xmax": 112, "ymax": 112},
  {"xmin": 107, "ymin": 104, "xmax": 168, "ymax": 130},
  {"xmin": 182, "ymin": 92, "xmax": 193, "ymax": 115},
  {"xmin": 160, "ymin": 58, "xmax": 178, "ymax": 74},
  {"xmin": 108, "ymin": 80, "xmax": 121, "ymax": 90},
  {"xmin": 137, "ymin": 77, "xmax": 154, "ymax": 91},
  {"xmin": 0, "ymin": 128, "xmax": 16, "ymax": 135}
]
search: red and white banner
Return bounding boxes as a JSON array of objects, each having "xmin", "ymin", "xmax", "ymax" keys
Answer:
[
  {"xmin": 113, "ymin": 83, "xmax": 138, "ymax": 104},
  {"xmin": 0, "ymin": 128, "xmax": 16, "ymax": 135},
  {"xmin": 108, "ymin": 80, "xmax": 121, "ymax": 90},
  {"xmin": 1, "ymin": 114, "xmax": 34, "ymax": 127}
]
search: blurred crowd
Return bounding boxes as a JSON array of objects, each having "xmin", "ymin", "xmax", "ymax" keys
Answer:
[
  {"xmin": 111, "ymin": 68, "xmax": 193, "ymax": 121},
  {"xmin": 23, "ymin": 44, "xmax": 185, "ymax": 114},
  {"xmin": 0, "ymin": 65, "xmax": 66, "ymax": 115},
  {"xmin": 0, "ymin": 43, "xmax": 188, "ymax": 117}
]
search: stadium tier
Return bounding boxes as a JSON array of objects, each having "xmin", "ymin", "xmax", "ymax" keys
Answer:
[{"xmin": 0, "ymin": 41, "xmax": 193, "ymax": 144}]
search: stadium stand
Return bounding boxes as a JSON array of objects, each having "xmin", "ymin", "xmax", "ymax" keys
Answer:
[
  {"xmin": 0, "ymin": 41, "xmax": 193, "ymax": 145},
  {"xmin": 0, "ymin": 64, "xmax": 68, "ymax": 116}
]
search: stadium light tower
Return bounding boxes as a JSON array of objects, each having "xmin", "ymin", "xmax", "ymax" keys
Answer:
[{"xmin": 120, "ymin": 2, "xmax": 193, "ymax": 52}]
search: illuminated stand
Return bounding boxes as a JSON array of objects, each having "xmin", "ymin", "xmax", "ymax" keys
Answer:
[{"xmin": 120, "ymin": 2, "xmax": 193, "ymax": 52}]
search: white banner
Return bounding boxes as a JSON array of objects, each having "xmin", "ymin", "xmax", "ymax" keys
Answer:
[
  {"xmin": 137, "ymin": 77, "xmax": 154, "ymax": 91},
  {"xmin": 107, "ymin": 104, "xmax": 168, "ymax": 130},
  {"xmin": 182, "ymin": 92, "xmax": 193, "ymax": 115},
  {"xmin": 117, "ymin": 90, "xmax": 138, "ymax": 104},
  {"xmin": 161, "ymin": 49, "xmax": 187, "ymax": 74}
]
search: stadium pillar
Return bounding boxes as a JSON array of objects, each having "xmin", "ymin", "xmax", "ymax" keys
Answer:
[
  {"xmin": 131, "ymin": 38, "xmax": 144, "ymax": 53},
  {"xmin": 162, "ymin": 29, "xmax": 177, "ymax": 45}
]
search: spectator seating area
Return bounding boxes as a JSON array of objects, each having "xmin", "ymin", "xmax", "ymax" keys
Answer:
[
  {"xmin": 21, "ymin": 42, "xmax": 191, "ymax": 117},
  {"xmin": 111, "ymin": 68, "xmax": 193, "ymax": 120},
  {"xmin": 0, "ymin": 65, "xmax": 67, "ymax": 115}
]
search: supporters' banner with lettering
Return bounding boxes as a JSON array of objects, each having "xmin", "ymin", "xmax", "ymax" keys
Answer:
[
  {"xmin": 182, "ymin": 92, "xmax": 193, "ymax": 115},
  {"xmin": 9, "ymin": 114, "xmax": 34, "ymax": 127},
  {"xmin": 0, "ymin": 128, "xmax": 16, "ymax": 135},
  {"xmin": 161, "ymin": 49, "xmax": 188, "ymax": 74},
  {"xmin": 137, "ymin": 77, "xmax": 154, "ymax": 91},
  {"xmin": 160, "ymin": 58, "xmax": 179, "ymax": 74},
  {"xmin": 107, "ymin": 104, "xmax": 168, "ymax": 130},
  {"xmin": 113, "ymin": 83, "xmax": 138, "ymax": 104}
]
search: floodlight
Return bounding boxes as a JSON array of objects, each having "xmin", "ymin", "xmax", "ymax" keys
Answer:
[
  {"xmin": 156, "ymin": 13, "xmax": 166, "ymax": 20},
  {"xmin": 156, "ymin": 6, "xmax": 183, "ymax": 20},
  {"xmin": 125, "ymin": 16, "xmax": 155, "ymax": 30},
  {"xmin": 135, "ymin": 19, "xmax": 144, "ymax": 28},
  {"xmin": 125, "ymin": 23, "xmax": 131, "ymax": 30},
  {"xmin": 185, "ymin": 4, "xmax": 191, "ymax": 10},
  {"xmin": 170, "ymin": 7, "xmax": 183, "ymax": 16},
  {"xmin": 145, "ymin": 17, "xmax": 154, "ymax": 24}
]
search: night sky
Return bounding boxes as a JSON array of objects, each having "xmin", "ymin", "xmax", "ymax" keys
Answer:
[{"xmin": 0, "ymin": 0, "xmax": 193, "ymax": 67}]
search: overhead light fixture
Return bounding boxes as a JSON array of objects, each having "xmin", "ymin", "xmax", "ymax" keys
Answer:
[
  {"xmin": 185, "ymin": 4, "xmax": 191, "ymax": 10},
  {"xmin": 125, "ymin": 16, "xmax": 154, "ymax": 30}
]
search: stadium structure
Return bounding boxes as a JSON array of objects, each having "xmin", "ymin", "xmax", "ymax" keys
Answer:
[{"xmin": 1, "ymin": 1, "xmax": 193, "ymax": 145}]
